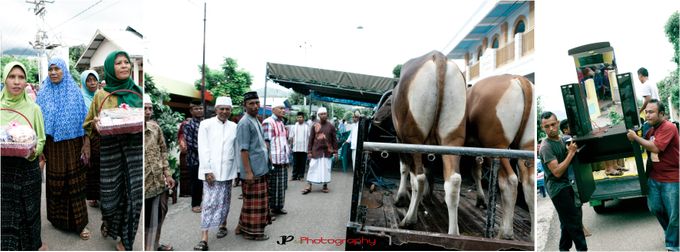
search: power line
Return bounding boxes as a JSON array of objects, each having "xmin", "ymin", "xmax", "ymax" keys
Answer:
[{"xmin": 49, "ymin": 0, "xmax": 104, "ymax": 32}]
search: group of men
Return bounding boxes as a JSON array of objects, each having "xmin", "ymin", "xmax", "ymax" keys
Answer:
[
  {"xmin": 144, "ymin": 91, "xmax": 360, "ymax": 251},
  {"xmin": 539, "ymin": 68, "xmax": 678, "ymax": 251}
]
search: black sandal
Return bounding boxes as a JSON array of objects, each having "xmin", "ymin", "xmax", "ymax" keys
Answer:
[
  {"xmin": 101, "ymin": 222, "xmax": 113, "ymax": 240},
  {"xmin": 193, "ymin": 241, "xmax": 208, "ymax": 251},
  {"xmin": 216, "ymin": 227, "xmax": 228, "ymax": 238}
]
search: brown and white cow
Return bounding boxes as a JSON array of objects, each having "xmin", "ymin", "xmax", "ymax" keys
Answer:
[
  {"xmin": 391, "ymin": 50, "xmax": 467, "ymax": 234},
  {"xmin": 466, "ymin": 74, "xmax": 535, "ymax": 240}
]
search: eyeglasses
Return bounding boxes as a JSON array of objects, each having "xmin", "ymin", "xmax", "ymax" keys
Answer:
[{"xmin": 216, "ymin": 107, "xmax": 230, "ymax": 111}]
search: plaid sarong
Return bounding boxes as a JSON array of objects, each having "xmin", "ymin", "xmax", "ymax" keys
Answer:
[
  {"xmin": 238, "ymin": 176, "xmax": 270, "ymax": 236},
  {"xmin": 1, "ymin": 157, "xmax": 42, "ymax": 251},
  {"xmin": 45, "ymin": 137, "xmax": 89, "ymax": 233},
  {"xmin": 268, "ymin": 165, "xmax": 287, "ymax": 210}
]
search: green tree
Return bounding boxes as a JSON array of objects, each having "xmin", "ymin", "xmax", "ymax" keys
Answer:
[
  {"xmin": 288, "ymin": 92, "xmax": 306, "ymax": 105},
  {"xmin": 69, "ymin": 45, "xmax": 86, "ymax": 84},
  {"xmin": 661, "ymin": 11, "xmax": 680, "ymax": 116},
  {"xmin": 194, "ymin": 57, "xmax": 252, "ymax": 115},
  {"xmin": 665, "ymin": 11, "xmax": 679, "ymax": 65},
  {"xmin": 392, "ymin": 64, "xmax": 402, "ymax": 78},
  {"xmin": 145, "ymin": 73, "xmax": 185, "ymax": 178},
  {"xmin": 1, "ymin": 56, "xmax": 40, "ymax": 83},
  {"xmin": 536, "ymin": 95, "xmax": 546, "ymax": 140}
]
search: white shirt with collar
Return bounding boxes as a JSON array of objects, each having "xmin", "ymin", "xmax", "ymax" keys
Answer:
[{"xmin": 197, "ymin": 116, "xmax": 238, "ymax": 181}]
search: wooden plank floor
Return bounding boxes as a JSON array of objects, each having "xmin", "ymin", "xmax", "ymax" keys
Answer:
[{"xmin": 362, "ymin": 179, "xmax": 532, "ymax": 243}]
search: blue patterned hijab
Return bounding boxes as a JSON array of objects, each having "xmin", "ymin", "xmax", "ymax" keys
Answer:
[
  {"xmin": 36, "ymin": 58, "xmax": 88, "ymax": 142},
  {"xmin": 80, "ymin": 70, "xmax": 99, "ymax": 110}
]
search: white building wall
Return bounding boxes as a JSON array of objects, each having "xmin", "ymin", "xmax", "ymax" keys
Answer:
[{"xmin": 90, "ymin": 40, "xmax": 120, "ymax": 68}]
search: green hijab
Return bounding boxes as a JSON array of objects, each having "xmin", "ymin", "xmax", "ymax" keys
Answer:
[
  {"xmin": 103, "ymin": 50, "xmax": 143, "ymax": 107},
  {"xmin": 1, "ymin": 61, "xmax": 47, "ymax": 161},
  {"xmin": 1, "ymin": 62, "xmax": 31, "ymax": 107}
]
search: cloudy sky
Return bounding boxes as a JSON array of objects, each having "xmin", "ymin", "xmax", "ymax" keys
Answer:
[
  {"xmin": 535, "ymin": 0, "xmax": 678, "ymax": 117},
  {"xmin": 142, "ymin": 0, "xmax": 479, "ymax": 88},
  {"xmin": 1, "ymin": 0, "xmax": 142, "ymax": 55}
]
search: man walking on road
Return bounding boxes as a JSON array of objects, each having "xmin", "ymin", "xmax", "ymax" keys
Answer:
[
  {"xmin": 193, "ymin": 97, "xmax": 239, "ymax": 251},
  {"xmin": 302, "ymin": 107, "xmax": 338, "ymax": 194},
  {"xmin": 144, "ymin": 94, "xmax": 175, "ymax": 251},
  {"xmin": 184, "ymin": 102, "xmax": 204, "ymax": 213},
  {"xmin": 289, "ymin": 112, "xmax": 309, "ymax": 181},
  {"xmin": 262, "ymin": 100, "xmax": 290, "ymax": 216},
  {"xmin": 235, "ymin": 91, "xmax": 271, "ymax": 241},
  {"xmin": 539, "ymin": 111, "xmax": 588, "ymax": 251},
  {"xmin": 627, "ymin": 100, "xmax": 679, "ymax": 251}
]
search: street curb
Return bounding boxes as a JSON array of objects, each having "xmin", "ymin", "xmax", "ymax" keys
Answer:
[{"xmin": 536, "ymin": 196, "xmax": 556, "ymax": 251}]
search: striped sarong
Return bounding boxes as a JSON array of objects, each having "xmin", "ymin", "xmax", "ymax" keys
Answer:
[
  {"xmin": 238, "ymin": 176, "xmax": 271, "ymax": 236},
  {"xmin": 44, "ymin": 136, "xmax": 89, "ymax": 233},
  {"xmin": 86, "ymin": 133, "xmax": 101, "ymax": 201},
  {"xmin": 268, "ymin": 165, "xmax": 287, "ymax": 210},
  {"xmin": 1, "ymin": 157, "xmax": 42, "ymax": 251},
  {"xmin": 201, "ymin": 180, "xmax": 232, "ymax": 230},
  {"xmin": 100, "ymin": 133, "xmax": 143, "ymax": 251}
]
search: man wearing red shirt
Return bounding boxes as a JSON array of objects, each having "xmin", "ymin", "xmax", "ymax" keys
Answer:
[{"xmin": 627, "ymin": 99, "xmax": 679, "ymax": 251}]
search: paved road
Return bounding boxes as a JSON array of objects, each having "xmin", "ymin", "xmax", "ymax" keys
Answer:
[
  {"xmin": 159, "ymin": 168, "xmax": 354, "ymax": 251},
  {"xmin": 39, "ymin": 181, "xmax": 143, "ymax": 251},
  {"xmin": 543, "ymin": 197, "xmax": 666, "ymax": 251}
]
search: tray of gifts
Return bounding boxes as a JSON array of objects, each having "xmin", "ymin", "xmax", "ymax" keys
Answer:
[{"xmin": 96, "ymin": 89, "xmax": 143, "ymax": 135}]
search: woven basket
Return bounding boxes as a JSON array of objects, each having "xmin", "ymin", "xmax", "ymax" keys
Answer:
[
  {"xmin": 1, "ymin": 108, "xmax": 37, "ymax": 157},
  {"xmin": 96, "ymin": 89, "xmax": 143, "ymax": 136}
]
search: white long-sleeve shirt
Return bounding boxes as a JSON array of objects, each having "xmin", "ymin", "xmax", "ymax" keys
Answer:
[
  {"xmin": 289, "ymin": 122, "xmax": 310, "ymax": 153},
  {"xmin": 197, "ymin": 117, "xmax": 238, "ymax": 181},
  {"xmin": 347, "ymin": 122, "xmax": 359, "ymax": 150}
]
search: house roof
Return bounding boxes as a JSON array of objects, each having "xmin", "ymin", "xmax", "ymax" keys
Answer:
[
  {"xmin": 266, "ymin": 62, "xmax": 397, "ymax": 105},
  {"xmin": 152, "ymin": 75, "xmax": 202, "ymax": 99},
  {"xmin": 76, "ymin": 28, "xmax": 144, "ymax": 69},
  {"xmin": 447, "ymin": 1, "xmax": 527, "ymax": 59}
]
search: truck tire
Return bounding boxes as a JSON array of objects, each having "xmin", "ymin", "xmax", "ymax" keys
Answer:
[{"xmin": 593, "ymin": 202, "xmax": 607, "ymax": 214}]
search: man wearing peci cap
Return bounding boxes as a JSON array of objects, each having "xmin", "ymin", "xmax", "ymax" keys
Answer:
[
  {"xmin": 262, "ymin": 100, "xmax": 291, "ymax": 216},
  {"xmin": 193, "ymin": 97, "xmax": 239, "ymax": 251},
  {"xmin": 235, "ymin": 91, "xmax": 271, "ymax": 241},
  {"xmin": 302, "ymin": 107, "xmax": 338, "ymax": 194},
  {"xmin": 143, "ymin": 94, "xmax": 175, "ymax": 251}
]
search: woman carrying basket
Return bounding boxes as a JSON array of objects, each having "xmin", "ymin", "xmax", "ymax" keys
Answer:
[
  {"xmin": 1, "ymin": 62, "xmax": 47, "ymax": 250},
  {"xmin": 36, "ymin": 58, "xmax": 91, "ymax": 241},
  {"xmin": 82, "ymin": 50, "xmax": 143, "ymax": 251}
]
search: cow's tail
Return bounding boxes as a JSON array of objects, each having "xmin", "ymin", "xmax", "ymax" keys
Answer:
[
  {"xmin": 510, "ymin": 76, "xmax": 533, "ymax": 149},
  {"xmin": 427, "ymin": 51, "xmax": 448, "ymax": 145}
]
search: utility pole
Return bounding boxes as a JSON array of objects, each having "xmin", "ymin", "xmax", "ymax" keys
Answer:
[
  {"xmin": 26, "ymin": 0, "xmax": 57, "ymax": 85},
  {"xmin": 201, "ymin": 2, "xmax": 207, "ymax": 114}
]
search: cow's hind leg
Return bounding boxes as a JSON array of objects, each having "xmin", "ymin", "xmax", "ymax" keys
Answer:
[
  {"xmin": 497, "ymin": 158, "xmax": 518, "ymax": 240},
  {"xmin": 442, "ymin": 154, "xmax": 462, "ymax": 235},
  {"xmin": 473, "ymin": 156, "xmax": 487, "ymax": 209},
  {"xmin": 519, "ymin": 158, "xmax": 535, "ymax": 241},
  {"xmin": 395, "ymin": 155, "xmax": 411, "ymax": 207},
  {"xmin": 399, "ymin": 153, "xmax": 424, "ymax": 228}
]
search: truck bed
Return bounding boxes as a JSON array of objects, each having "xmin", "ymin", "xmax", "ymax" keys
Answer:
[{"xmin": 354, "ymin": 178, "xmax": 533, "ymax": 249}]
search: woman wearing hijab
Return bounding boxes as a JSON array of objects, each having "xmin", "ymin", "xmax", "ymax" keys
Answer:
[
  {"xmin": 83, "ymin": 50, "xmax": 143, "ymax": 251},
  {"xmin": 36, "ymin": 58, "xmax": 91, "ymax": 240},
  {"xmin": 1, "ymin": 62, "xmax": 47, "ymax": 251},
  {"xmin": 80, "ymin": 70, "xmax": 101, "ymax": 208}
]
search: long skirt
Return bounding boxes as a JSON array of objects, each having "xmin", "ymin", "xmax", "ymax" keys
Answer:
[
  {"xmin": 144, "ymin": 191, "xmax": 168, "ymax": 250},
  {"xmin": 1, "ymin": 157, "xmax": 42, "ymax": 251},
  {"xmin": 86, "ymin": 133, "xmax": 101, "ymax": 201},
  {"xmin": 268, "ymin": 165, "xmax": 287, "ymax": 210},
  {"xmin": 100, "ymin": 133, "xmax": 143, "ymax": 251},
  {"xmin": 44, "ymin": 136, "xmax": 88, "ymax": 233},
  {"xmin": 201, "ymin": 180, "xmax": 232, "ymax": 230},
  {"xmin": 307, "ymin": 156, "xmax": 332, "ymax": 184},
  {"xmin": 237, "ymin": 176, "xmax": 271, "ymax": 236}
]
